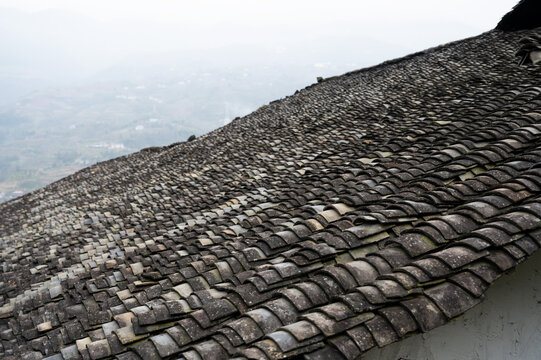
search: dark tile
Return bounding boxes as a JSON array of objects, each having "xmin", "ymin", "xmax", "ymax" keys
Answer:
[
  {"xmin": 425, "ymin": 282, "xmax": 481, "ymax": 318},
  {"xmin": 378, "ymin": 306, "xmax": 418, "ymax": 337},
  {"xmin": 365, "ymin": 316, "xmax": 399, "ymax": 347},
  {"xmin": 401, "ymin": 296, "xmax": 447, "ymax": 332}
]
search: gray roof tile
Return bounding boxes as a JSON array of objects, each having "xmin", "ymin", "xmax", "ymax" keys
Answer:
[{"xmin": 1, "ymin": 5, "xmax": 541, "ymax": 358}]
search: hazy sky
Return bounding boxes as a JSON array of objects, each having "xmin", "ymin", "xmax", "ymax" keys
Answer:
[
  {"xmin": 0, "ymin": 1, "xmax": 518, "ymax": 25},
  {"xmin": 0, "ymin": 1, "xmax": 519, "ymax": 89}
]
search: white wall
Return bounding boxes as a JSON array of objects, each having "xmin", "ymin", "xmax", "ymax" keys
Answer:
[{"xmin": 364, "ymin": 250, "xmax": 541, "ymax": 360}]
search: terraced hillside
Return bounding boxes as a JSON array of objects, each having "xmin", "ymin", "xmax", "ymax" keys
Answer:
[{"xmin": 1, "ymin": 13, "xmax": 541, "ymax": 360}]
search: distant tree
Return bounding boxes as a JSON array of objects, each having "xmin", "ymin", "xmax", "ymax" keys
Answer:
[{"xmin": 497, "ymin": 0, "xmax": 541, "ymax": 31}]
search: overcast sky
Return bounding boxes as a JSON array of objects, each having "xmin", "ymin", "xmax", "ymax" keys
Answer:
[
  {"xmin": 0, "ymin": 0, "xmax": 518, "ymax": 25},
  {"xmin": 0, "ymin": 1, "xmax": 519, "ymax": 90}
]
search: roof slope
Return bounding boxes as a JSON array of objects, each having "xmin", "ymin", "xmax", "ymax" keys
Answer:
[{"xmin": 1, "ymin": 25, "xmax": 541, "ymax": 360}]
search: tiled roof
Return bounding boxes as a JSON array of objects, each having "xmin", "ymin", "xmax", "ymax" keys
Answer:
[{"xmin": 1, "ymin": 18, "xmax": 541, "ymax": 360}]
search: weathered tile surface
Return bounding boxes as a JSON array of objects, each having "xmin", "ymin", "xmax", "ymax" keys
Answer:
[{"xmin": 1, "ymin": 8, "xmax": 541, "ymax": 360}]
